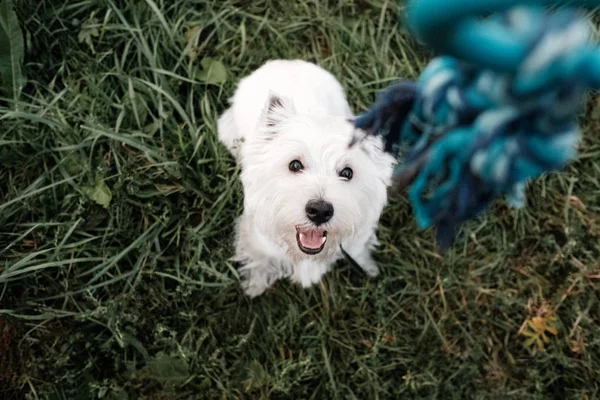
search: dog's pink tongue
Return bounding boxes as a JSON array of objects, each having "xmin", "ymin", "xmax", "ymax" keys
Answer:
[{"xmin": 299, "ymin": 230, "xmax": 326, "ymax": 249}]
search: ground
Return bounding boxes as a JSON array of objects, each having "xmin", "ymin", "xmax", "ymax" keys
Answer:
[{"xmin": 1, "ymin": 0, "xmax": 599, "ymax": 399}]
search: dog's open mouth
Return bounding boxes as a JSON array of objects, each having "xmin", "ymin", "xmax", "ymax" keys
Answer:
[{"xmin": 295, "ymin": 227, "xmax": 327, "ymax": 255}]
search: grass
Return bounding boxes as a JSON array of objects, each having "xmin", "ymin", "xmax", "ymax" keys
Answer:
[{"xmin": 1, "ymin": 0, "xmax": 599, "ymax": 398}]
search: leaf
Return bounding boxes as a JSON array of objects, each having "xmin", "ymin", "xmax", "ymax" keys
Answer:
[
  {"xmin": 520, "ymin": 314, "xmax": 559, "ymax": 354},
  {"xmin": 243, "ymin": 360, "xmax": 269, "ymax": 392},
  {"xmin": 78, "ymin": 16, "xmax": 100, "ymax": 53},
  {"xmin": 64, "ymin": 153, "xmax": 88, "ymax": 176},
  {"xmin": 120, "ymin": 331, "xmax": 150, "ymax": 361},
  {"xmin": 184, "ymin": 25, "xmax": 201, "ymax": 60},
  {"xmin": 546, "ymin": 325, "xmax": 558, "ymax": 336},
  {"xmin": 0, "ymin": 0, "xmax": 26, "ymax": 109},
  {"xmin": 83, "ymin": 180, "xmax": 113, "ymax": 209},
  {"xmin": 196, "ymin": 58, "xmax": 227, "ymax": 85},
  {"xmin": 143, "ymin": 352, "xmax": 190, "ymax": 385}
]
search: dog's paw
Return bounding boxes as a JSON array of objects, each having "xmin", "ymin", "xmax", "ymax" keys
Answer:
[
  {"xmin": 362, "ymin": 262, "xmax": 380, "ymax": 278},
  {"xmin": 241, "ymin": 279, "xmax": 270, "ymax": 298},
  {"xmin": 238, "ymin": 264, "xmax": 274, "ymax": 298},
  {"xmin": 357, "ymin": 255, "xmax": 380, "ymax": 277},
  {"xmin": 243, "ymin": 284, "xmax": 268, "ymax": 298}
]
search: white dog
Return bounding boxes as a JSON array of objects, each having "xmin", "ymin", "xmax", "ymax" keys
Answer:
[{"xmin": 217, "ymin": 59, "xmax": 394, "ymax": 297}]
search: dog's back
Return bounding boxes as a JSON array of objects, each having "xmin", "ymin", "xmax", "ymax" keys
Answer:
[{"xmin": 217, "ymin": 60, "xmax": 352, "ymax": 161}]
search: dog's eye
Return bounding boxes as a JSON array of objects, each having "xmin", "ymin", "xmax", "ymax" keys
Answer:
[
  {"xmin": 339, "ymin": 167, "xmax": 353, "ymax": 180},
  {"xmin": 289, "ymin": 160, "xmax": 304, "ymax": 172}
]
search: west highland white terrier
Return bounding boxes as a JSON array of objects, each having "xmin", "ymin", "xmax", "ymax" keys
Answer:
[{"xmin": 218, "ymin": 59, "xmax": 395, "ymax": 297}]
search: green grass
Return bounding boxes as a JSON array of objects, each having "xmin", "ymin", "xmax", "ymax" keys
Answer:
[{"xmin": 1, "ymin": 0, "xmax": 599, "ymax": 398}]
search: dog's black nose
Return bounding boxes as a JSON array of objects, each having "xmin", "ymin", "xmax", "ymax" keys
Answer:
[{"xmin": 305, "ymin": 199, "xmax": 334, "ymax": 225}]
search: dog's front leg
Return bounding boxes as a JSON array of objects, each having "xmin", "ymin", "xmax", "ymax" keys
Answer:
[
  {"xmin": 238, "ymin": 259, "xmax": 288, "ymax": 298},
  {"xmin": 341, "ymin": 234, "xmax": 381, "ymax": 278}
]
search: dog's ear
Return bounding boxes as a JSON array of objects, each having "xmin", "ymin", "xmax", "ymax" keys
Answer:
[{"xmin": 260, "ymin": 91, "xmax": 296, "ymax": 131}]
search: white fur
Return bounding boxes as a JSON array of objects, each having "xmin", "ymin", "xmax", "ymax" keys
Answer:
[{"xmin": 218, "ymin": 59, "xmax": 395, "ymax": 297}]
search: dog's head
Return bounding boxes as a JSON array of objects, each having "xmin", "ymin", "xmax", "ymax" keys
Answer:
[{"xmin": 239, "ymin": 93, "xmax": 395, "ymax": 261}]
